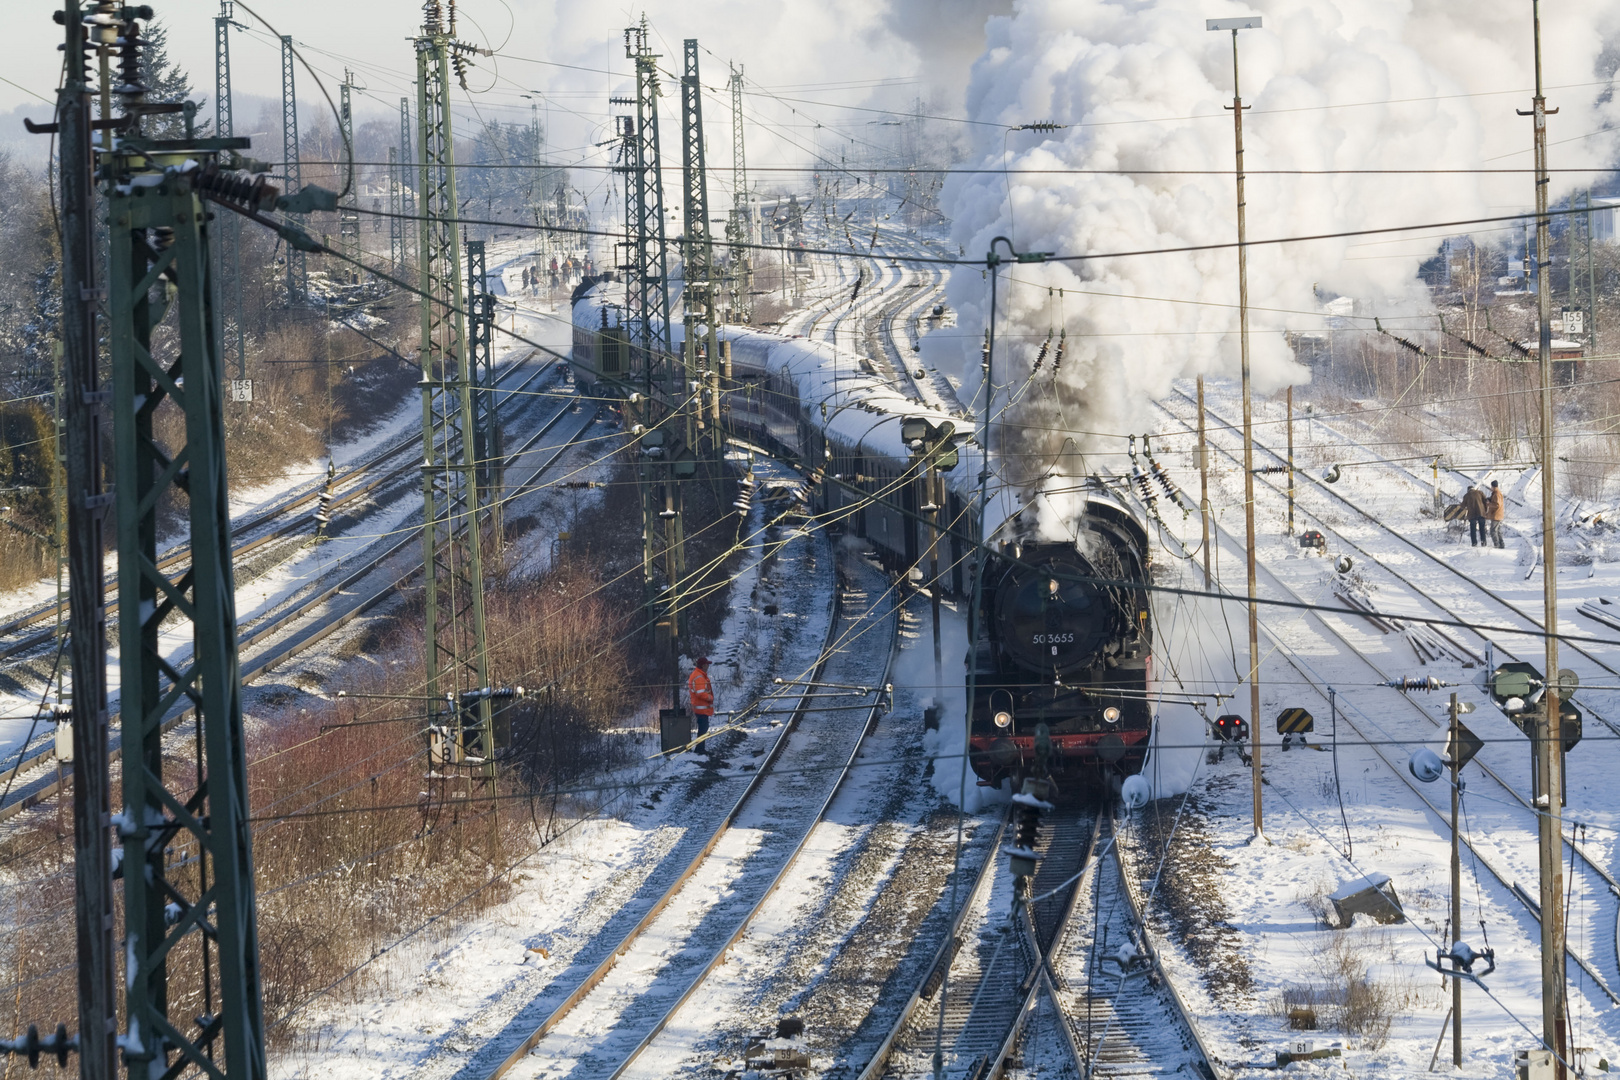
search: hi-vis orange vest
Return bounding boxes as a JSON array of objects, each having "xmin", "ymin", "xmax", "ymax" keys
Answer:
[{"xmin": 687, "ymin": 667, "xmax": 715, "ymax": 715}]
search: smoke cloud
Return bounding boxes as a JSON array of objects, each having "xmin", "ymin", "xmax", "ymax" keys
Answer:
[{"xmin": 939, "ymin": 0, "xmax": 1620, "ymax": 537}]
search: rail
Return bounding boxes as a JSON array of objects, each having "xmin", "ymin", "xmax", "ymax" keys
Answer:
[{"xmin": 479, "ymin": 544, "xmax": 854, "ymax": 1080}]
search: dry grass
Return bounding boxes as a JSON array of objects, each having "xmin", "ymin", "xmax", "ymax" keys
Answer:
[
  {"xmin": 1129, "ymin": 789, "xmax": 1254, "ymax": 1001},
  {"xmin": 0, "ymin": 310, "xmax": 417, "ymax": 597},
  {"xmin": 0, "ymin": 530, "xmax": 51, "ymax": 594},
  {"xmin": 0, "ymin": 439, "xmax": 742, "ymax": 1055},
  {"xmin": 1271, "ymin": 927, "xmax": 1432, "ymax": 1050},
  {"xmin": 0, "ymin": 353, "xmax": 726, "ymax": 1061}
]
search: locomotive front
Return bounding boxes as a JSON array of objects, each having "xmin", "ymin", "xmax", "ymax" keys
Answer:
[{"xmin": 968, "ymin": 505, "xmax": 1152, "ymax": 799}]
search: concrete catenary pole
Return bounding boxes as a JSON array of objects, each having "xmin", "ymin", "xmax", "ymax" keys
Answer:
[
  {"xmin": 1522, "ymin": 0, "xmax": 1567, "ymax": 1071},
  {"xmin": 1208, "ymin": 14, "xmax": 1264, "ymax": 837}
]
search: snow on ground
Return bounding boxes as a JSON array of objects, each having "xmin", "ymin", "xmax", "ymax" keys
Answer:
[
  {"xmin": 278, "ymin": 456, "xmax": 839, "ymax": 1080},
  {"xmin": 1113, "ymin": 375, "xmax": 1620, "ymax": 1077},
  {"xmin": 0, "ymin": 284, "xmax": 577, "ymax": 760}
]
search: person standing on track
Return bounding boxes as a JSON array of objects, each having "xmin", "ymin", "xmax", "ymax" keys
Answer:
[
  {"xmin": 1486, "ymin": 480, "xmax": 1506, "ymax": 548},
  {"xmin": 1461, "ymin": 483, "xmax": 1488, "ymax": 547},
  {"xmin": 687, "ymin": 656, "xmax": 716, "ymax": 749}
]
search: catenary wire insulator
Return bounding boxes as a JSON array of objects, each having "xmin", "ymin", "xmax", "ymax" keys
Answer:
[
  {"xmin": 1030, "ymin": 331, "xmax": 1052, "ymax": 376},
  {"xmin": 114, "ymin": 20, "xmax": 145, "ymax": 99},
  {"xmin": 1382, "ymin": 677, "xmax": 1455, "ymax": 692}
]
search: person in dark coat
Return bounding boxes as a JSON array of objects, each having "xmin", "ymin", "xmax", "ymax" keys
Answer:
[
  {"xmin": 1461, "ymin": 484, "xmax": 1488, "ymax": 546},
  {"xmin": 1486, "ymin": 480, "xmax": 1506, "ymax": 548}
]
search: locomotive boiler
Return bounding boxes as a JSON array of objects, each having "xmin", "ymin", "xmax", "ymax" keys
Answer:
[{"xmin": 969, "ymin": 495, "xmax": 1152, "ymax": 799}]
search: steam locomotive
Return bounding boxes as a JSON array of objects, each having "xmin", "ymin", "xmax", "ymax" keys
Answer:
[
  {"xmin": 970, "ymin": 508, "xmax": 1152, "ymax": 799},
  {"xmin": 571, "ymin": 278, "xmax": 1153, "ymax": 800}
]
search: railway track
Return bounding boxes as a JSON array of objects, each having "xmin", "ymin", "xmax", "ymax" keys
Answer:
[
  {"xmin": 875, "ymin": 233, "xmax": 964, "ymax": 415},
  {"xmin": 605, "ymin": 556, "xmax": 903, "ymax": 1080},
  {"xmin": 1130, "ymin": 470, "xmax": 1620, "ymax": 1008},
  {"xmin": 1052, "ymin": 818, "xmax": 1218, "ymax": 1079},
  {"xmin": 0, "ymin": 388, "xmax": 603, "ymax": 821},
  {"xmin": 0, "ymin": 352, "xmax": 560, "ymax": 664},
  {"xmin": 801, "ymin": 229, "xmax": 961, "ymax": 418},
  {"xmin": 582, "ymin": 589, "xmax": 1000, "ymax": 1080},
  {"xmin": 1158, "ymin": 388, "xmax": 1620, "ymax": 739},
  {"xmin": 863, "ymin": 809, "xmax": 1094, "ymax": 1078},
  {"xmin": 426, "ymin": 544, "xmax": 895, "ymax": 1080}
]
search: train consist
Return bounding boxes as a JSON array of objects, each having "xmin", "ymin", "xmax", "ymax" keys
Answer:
[{"xmin": 571, "ymin": 280, "xmax": 1153, "ymax": 800}]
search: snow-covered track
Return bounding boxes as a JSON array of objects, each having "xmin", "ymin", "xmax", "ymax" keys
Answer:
[
  {"xmin": 844, "ymin": 810, "xmax": 1010, "ymax": 1080},
  {"xmin": 1164, "ymin": 487, "xmax": 1620, "ymax": 1006},
  {"xmin": 1161, "ymin": 388, "xmax": 1620, "ymax": 739},
  {"xmin": 605, "ymin": 564, "xmax": 902, "ymax": 1080},
  {"xmin": 0, "ymin": 353, "xmax": 558, "ymax": 663},
  {"xmin": 1053, "ymin": 818, "xmax": 1219, "ymax": 1080},
  {"xmin": 877, "ymin": 234, "xmax": 964, "ymax": 415},
  {"xmin": 473, "ymin": 551, "xmax": 898, "ymax": 1080},
  {"xmin": 872, "ymin": 809, "xmax": 1098, "ymax": 1079},
  {"xmin": 1166, "ymin": 388, "xmax": 1620, "ymax": 751},
  {"xmin": 0, "ymin": 396, "xmax": 601, "ymax": 821}
]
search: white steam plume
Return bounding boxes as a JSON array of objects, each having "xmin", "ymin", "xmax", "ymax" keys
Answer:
[{"xmin": 941, "ymin": 0, "xmax": 1620, "ymax": 537}]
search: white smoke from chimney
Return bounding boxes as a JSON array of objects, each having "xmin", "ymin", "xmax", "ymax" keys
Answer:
[{"xmin": 940, "ymin": 0, "xmax": 1619, "ymax": 537}]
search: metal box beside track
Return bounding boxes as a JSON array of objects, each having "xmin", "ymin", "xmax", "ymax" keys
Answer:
[
  {"xmin": 1327, "ymin": 873, "xmax": 1404, "ymax": 927},
  {"xmin": 660, "ymin": 708, "xmax": 692, "ymax": 754}
]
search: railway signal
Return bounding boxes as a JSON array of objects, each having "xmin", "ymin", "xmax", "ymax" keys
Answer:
[
  {"xmin": 1212, "ymin": 714, "xmax": 1250, "ymax": 764},
  {"xmin": 1214, "ymin": 714, "xmax": 1248, "ymax": 743},
  {"xmin": 1488, "ymin": 661, "xmax": 1580, "ymax": 805}
]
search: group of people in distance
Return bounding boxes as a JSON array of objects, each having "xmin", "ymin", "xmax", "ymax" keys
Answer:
[
  {"xmin": 1460, "ymin": 480, "xmax": 1507, "ymax": 549},
  {"xmin": 519, "ymin": 255, "xmax": 592, "ymax": 295}
]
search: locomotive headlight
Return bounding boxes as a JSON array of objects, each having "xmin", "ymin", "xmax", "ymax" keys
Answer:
[
  {"xmin": 994, "ymin": 710, "xmax": 1013, "ymax": 729},
  {"xmin": 1103, "ymin": 706, "xmax": 1122, "ymax": 724},
  {"xmin": 1047, "ymin": 578, "xmax": 1059, "ymax": 596}
]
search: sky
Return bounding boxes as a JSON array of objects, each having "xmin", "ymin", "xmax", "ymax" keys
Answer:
[
  {"xmin": 7, "ymin": 0, "xmax": 1618, "ymax": 480},
  {"xmin": 2, "ymin": 0, "xmax": 999, "ymax": 173}
]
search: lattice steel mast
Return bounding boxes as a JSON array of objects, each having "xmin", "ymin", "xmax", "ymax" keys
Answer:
[
  {"xmin": 388, "ymin": 144, "xmax": 403, "ymax": 274},
  {"xmin": 627, "ymin": 17, "xmax": 673, "ymax": 370},
  {"xmin": 726, "ymin": 62, "xmax": 751, "ymax": 323},
  {"xmin": 680, "ymin": 38, "xmax": 718, "ymax": 457},
  {"xmin": 415, "ymin": 1, "xmax": 494, "ymax": 771},
  {"xmin": 395, "ymin": 97, "xmax": 416, "ymax": 277},
  {"xmin": 466, "ymin": 239, "xmax": 503, "ymax": 542},
  {"xmin": 280, "ymin": 34, "xmax": 305, "ymax": 303},
  {"xmin": 104, "ymin": 17, "xmax": 268, "ymax": 1075},
  {"xmin": 338, "ymin": 69, "xmax": 361, "ymax": 272},
  {"xmin": 46, "ymin": 3, "xmax": 116, "ymax": 1074},
  {"xmin": 619, "ymin": 18, "xmax": 691, "ymax": 691},
  {"xmin": 215, "ymin": 1, "xmax": 245, "ymax": 377}
]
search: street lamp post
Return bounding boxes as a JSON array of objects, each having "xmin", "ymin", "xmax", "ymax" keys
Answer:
[{"xmin": 1207, "ymin": 13, "xmax": 1265, "ymax": 838}]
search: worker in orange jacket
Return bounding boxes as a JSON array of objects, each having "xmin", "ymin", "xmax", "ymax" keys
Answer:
[{"xmin": 687, "ymin": 657, "xmax": 716, "ymax": 745}]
